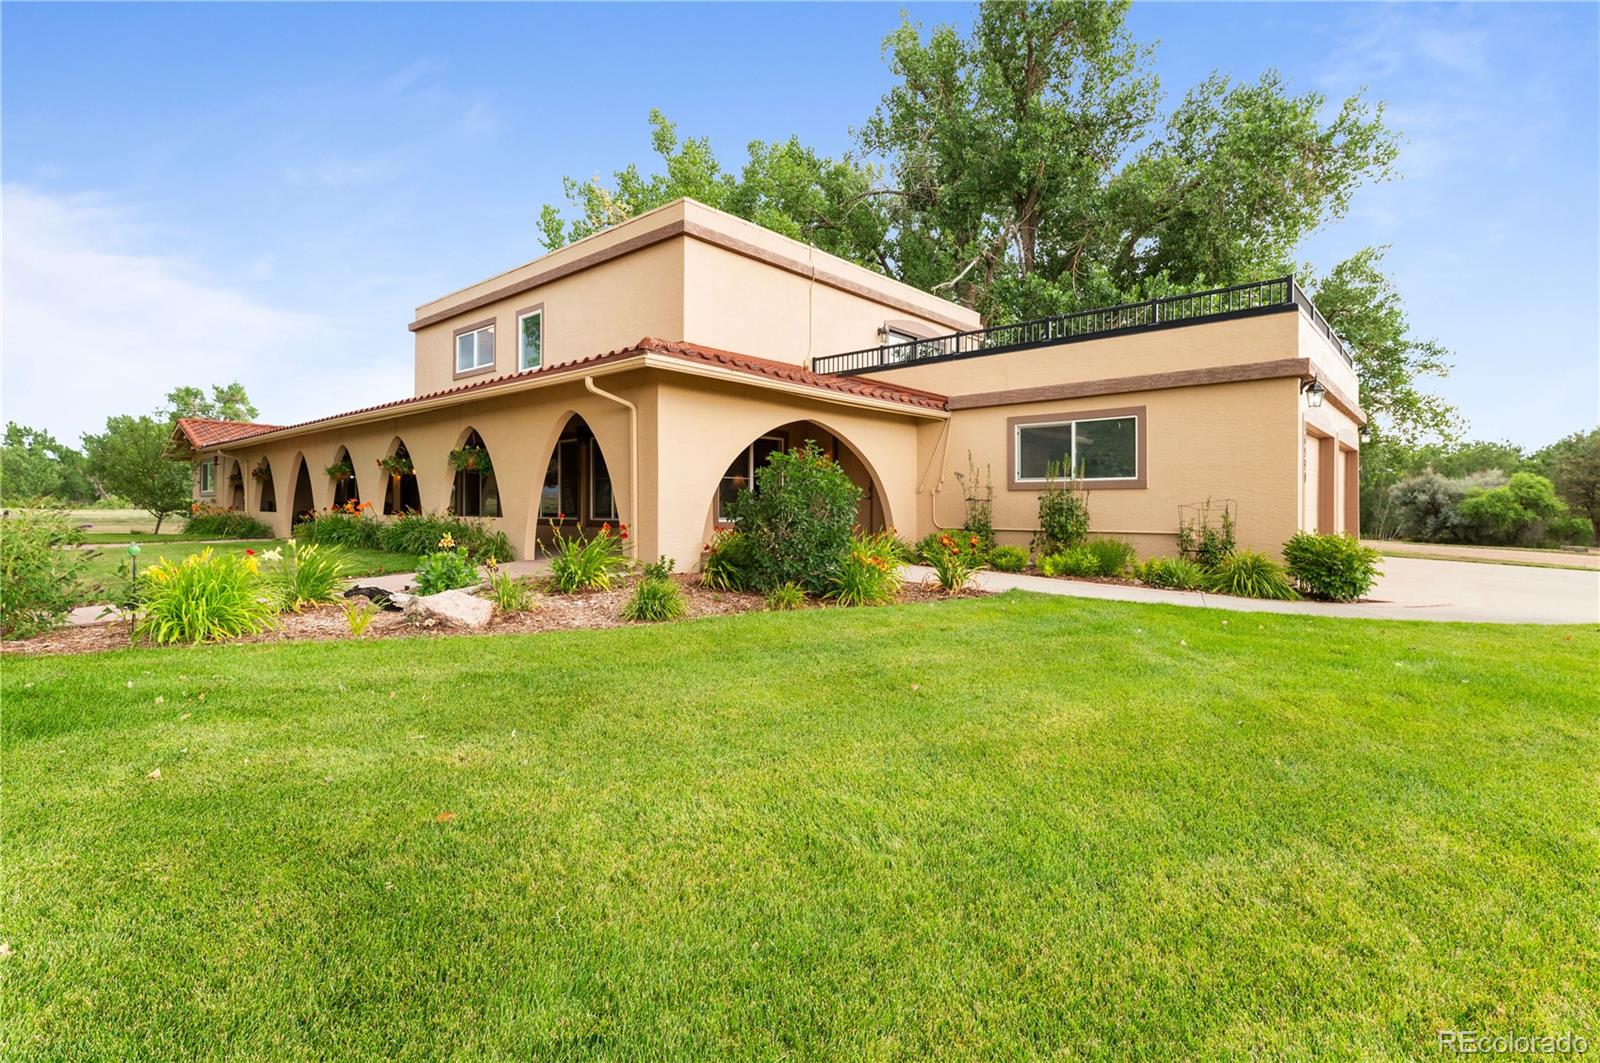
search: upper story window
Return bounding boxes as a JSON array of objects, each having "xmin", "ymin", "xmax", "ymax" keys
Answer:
[
  {"xmin": 518, "ymin": 308, "xmax": 543, "ymax": 371},
  {"xmin": 454, "ymin": 321, "xmax": 495, "ymax": 375},
  {"xmin": 1015, "ymin": 414, "xmax": 1139, "ymax": 483}
]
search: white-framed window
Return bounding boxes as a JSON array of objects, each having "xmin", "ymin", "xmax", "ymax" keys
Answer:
[
  {"xmin": 589, "ymin": 439, "xmax": 617, "ymax": 521},
  {"xmin": 455, "ymin": 323, "xmax": 495, "ymax": 374},
  {"xmin": 517, "ymin": 308, "xmax": 543, "ymax": 371},
  {"xmin": 539, "ymin": 439, "xmax": 580, "ymax": 520},
  {"xmin": 198, "ymin": 458, "xmax": 216, "ymax": 495},
  {"xmin": 718, "ymin": 435, "xmax": 785, "ymax": 523},
  {"xmin": 1015, "ymin": 415, "xmax": 1138, "ymax": 482}
]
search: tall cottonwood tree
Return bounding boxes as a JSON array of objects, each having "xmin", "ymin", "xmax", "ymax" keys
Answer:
[{"xmin": 541, "ymin": 0, "xmax": 1448, "ymax": 436}]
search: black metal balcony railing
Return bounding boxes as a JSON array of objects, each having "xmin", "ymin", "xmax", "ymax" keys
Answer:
[{"xmin": 812, "ymin": 276, "xmax": 1354, "ymax": 376}]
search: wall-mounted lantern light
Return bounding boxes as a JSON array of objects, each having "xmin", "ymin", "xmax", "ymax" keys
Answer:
[{"xmin": 1301, "ymin": 379, "xmax": 1326, "ymax": 408}]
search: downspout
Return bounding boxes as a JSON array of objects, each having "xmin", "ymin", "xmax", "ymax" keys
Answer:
[{"xmin": 584, "ymin": 376, "xmax": 638, "ymax": 557}]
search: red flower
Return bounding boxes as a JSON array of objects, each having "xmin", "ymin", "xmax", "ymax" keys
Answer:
[
  {"xmin": 557, "ymin": 512, "xmax": 565, "ymax": 521},
  {"xmin": 245, "ymin": 549, "xmax": 255, "ymax": 556},
  {"xmin": 620, "ymin": 531, "xmax": 629, "ymax": 540}
]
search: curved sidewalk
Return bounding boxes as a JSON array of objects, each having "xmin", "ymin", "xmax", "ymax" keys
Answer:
[{"xmin": 908, "ymin": 555, "xmax": 1600, "ymax": 625}]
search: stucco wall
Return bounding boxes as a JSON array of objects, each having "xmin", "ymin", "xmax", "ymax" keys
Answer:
[{"xmin": 919, "ymin": 378, "xmax": 1305, "ymax": 557}]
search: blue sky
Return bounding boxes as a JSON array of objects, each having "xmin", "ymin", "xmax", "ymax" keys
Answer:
[{"xmin": 3, "ymin": 2, "xmax": 1595, "ymax": 448}]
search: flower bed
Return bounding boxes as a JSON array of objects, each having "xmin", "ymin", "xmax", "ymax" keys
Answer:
[{"xmin": 2, "ymin": 575, "xmax": 987, "ymax": 656}]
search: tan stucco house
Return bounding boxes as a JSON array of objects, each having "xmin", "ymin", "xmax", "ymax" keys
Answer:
[{"xmin": 171, "ymin": 198, "xmax": 1365, "ymax": 565}]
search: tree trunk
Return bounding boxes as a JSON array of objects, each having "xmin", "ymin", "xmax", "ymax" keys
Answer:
[{"xmin": 153, "ymin": 513, "xmax": 165, "ymax": 534}]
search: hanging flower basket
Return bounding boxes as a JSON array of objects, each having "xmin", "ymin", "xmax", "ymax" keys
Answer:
[
  {"xmin": 324, "ymin": 460, "xmax": 354, "ymax": 481},
  {"xmin": 250, "ymin": 460, "xmax": 271, "ymax": 482},
  {"xmin": 448, "ymin": 446, "xmax": 493, "ymax": 475},
  {"xmin": 377, "ymin": 455, "xmax": 414, "ymax": 477}
]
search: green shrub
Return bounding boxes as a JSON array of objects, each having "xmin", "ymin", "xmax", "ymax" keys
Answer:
[
  {"xmin": 764, "ymin": 582, "xmax": 806, "ymax": 611},
  {"xmin": 484, "ymin": 569, "xmax": 536, "ymax": 613},
  {"xmin": 1038, "ymin": 546, "xmax": 1100, "ymax": 578},
  {"xmin": 1177, "ymin": 499, "xmax": 1237, "ymax": 567},
  {"xmin": 1084, "ymin": 538, "xmax": 1137, "ymax": 578},
  {"xmin": 547, "ymin": 522, "xmax": 627, "ymax": 593},
  {"xmin": 1135, "ymin": 556, "xmax": 1208, "ymax": 590},
  {"xmin": 728, "ymin": 441, "xmax": 861, "ymax": 594},
  {"xmin": 266, "ymin": 541, "xmax": 348, "ymax": 611},
  {"xmin": 413, "ymin": 545, "xmax": 477, "ymax": 597},
  {"xmin": 700, "ymin": 530, "xmax": 757, "ymax": 591},
  {"xmin": 184, "ymin": 503, "xmax": 273, "ymax": 540},
  {"xmin": 378, "ymin": 513, "xmax": 511, "ymax": 562},
  {"xmin": 1457, "ymin": 472, "xmax": 1567, "ymax": 546},
  {"xmin": 343, "ymin": 599, "xmax": 380, "ymax": 637},
  {"xmin": 825, "ymin": 535, "xmax": 902, "ymax": 606},
  {"xmin": 0, "ymin": 507, "xmax": 91, "ymax": 639},
  {"xmin": 1034, "ymin": 464, "xmax": 1090, "ymax": 554},
  {"xmin": 134, "ymin": 548, "xmax": 277, "ymax": 645},
  {"xmin": 294, "ymin": 508, "xmax": 382, "ymax": 549},
  {"xmin": 641, "ymin": 554, "xmax": 676, "ymax": 581},
  {"xmin": 923, "ymin": 531, "xmax": 980, "ymax": 594},
  {"xmin": 987, "ymin": 545, "xmax": 1028, "ymax": 573},
  {"xmin": 622, "ymin": 576, "xmax": 686, "ymax": 622},
  {"xmin": 1204, "ymin": 550, "xmax": 1298, "ymax": 600},
  {"xmin": 1282, "ymin": 532, "xmax": 1380, "ymax": 602}
]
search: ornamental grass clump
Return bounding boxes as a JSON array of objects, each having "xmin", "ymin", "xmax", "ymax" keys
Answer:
[
  {"xmin": 925, "ymin": 531, "xmax": 981, "ymax": 595},
  {"xmin": 133, "ymin": 548, "xmax": 277, "ymax": 645},
  {"xmin": 826, "ymin": 534, "xmax": 902, "ymax": 607},
  {"xmin": 266, "ymin": 541, "xmax": 349, "ymax": 612},
  {"xmin": 987, "ymin": 545, "xmax": 1028, "ymax": 573},
  {"xmin": 1083, "ymin": 538, "xmax": 1138, "ymax": 579},
  {"xmin": 621, "ymin": 575, "xmax": 686, "ymax": 623},
  {"xmin": 184, "ymin": 503, "xmax": 273, "ymax": 540},
  {"xmin": 700, "ymin": 530, "xmax": 757, "ymax": 591},
  {"xmin": 412, "ymin": 534, "xmax": 478, "ymax": 596},
  {"xmin": 764, "ymin": 582, "xmax": 806, "ymax": 611},
  {"xmin": 1204, "ymin": 550, "xmax": 1299, "ymax": 601},
  {"xmin": 1136, "ymin": 556, "xmax": 1209, "ymax": 590},
  {"xmin": 294, "ymin": 503, "xmax": 382, "ymax": 549},
  {"xmin": 1282, "ymin": 532, "xmax": 1381, "ymax": 602},
  {"xmin": 547, "ymin": 520, "xmax": 628, "ymax": 593},
  {"xmin": 1038, "ymin": 546, "xmax": 1101, "ymax": 579},
  {"xmin": 484, "ymin": 566, "xmax": 536, "ymax": 613}
]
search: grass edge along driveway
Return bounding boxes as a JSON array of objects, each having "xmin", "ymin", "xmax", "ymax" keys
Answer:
[{"xmin": 3, "ymin": 592, "xmax": 1596, "ymax": 1059}]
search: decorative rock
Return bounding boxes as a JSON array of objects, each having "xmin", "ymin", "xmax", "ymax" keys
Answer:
[{"xmin": 402, "ymin": 588, "xmax": 492, "ymax": 630}]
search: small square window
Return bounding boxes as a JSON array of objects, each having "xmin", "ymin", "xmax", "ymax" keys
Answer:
[{"xmin": 455, "ymin": 323, "xmax": 495, "ymax": 374}]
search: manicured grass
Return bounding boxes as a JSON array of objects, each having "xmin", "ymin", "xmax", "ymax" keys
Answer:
[
  {"xmin": 73, "ymin": 539, "xmax": 421, "ymax": 602},
  {"xmin": 1370, "ymin": 546, "xmax": 1596, "ymax": 573},
  {"xmin": 75, "ymin": 531, "xmax": 231, "ymax": 545},
  {"xmin": 50, "ymin": 508, "xmax": 186, "ymax": 535},
  {"xmin": 3, "ymin": 594, "xmax": 1596, "ymax": 1059}
]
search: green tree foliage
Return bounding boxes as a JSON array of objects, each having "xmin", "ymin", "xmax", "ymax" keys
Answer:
[
  {"xmin": 164, "ymin": 382, "xmax": 259, "ymax": 423},
  {"xmin": 1456, "ymin": 472, "xmax": 1568, "ymax": 546},
  {"xmin": 1538, "ymin": 429, "xmax": 1600, "ymax": 533},
  {"xmin": 81, "ymin": 415, "xmax": 192, "ymax": 532},
  {"xmin": 1, "ymin": 423, "xmax": 95, "ymax": 503},
  {"xmin": 1308, "ymin": 247, "xmax": 1457, "ymax": 441}
]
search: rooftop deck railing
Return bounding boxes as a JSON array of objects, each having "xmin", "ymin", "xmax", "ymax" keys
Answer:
[{"xmin": 812, "ymin": 276, "xmax": 1354, "ymax": 376}]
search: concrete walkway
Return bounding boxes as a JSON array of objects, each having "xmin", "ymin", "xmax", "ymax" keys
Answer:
[{"xmin": 909, "ymin": 554, "xmax": 1599, "ymax": 625}]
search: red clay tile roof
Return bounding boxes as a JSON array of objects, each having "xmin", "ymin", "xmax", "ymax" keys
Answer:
[
  {"xmin": 174, "ymin": 417, "xmax": 286, "ymax": 449},
  {"xmin": 200, "ymin": 338, "xmax": 948, "ymax": 446}
]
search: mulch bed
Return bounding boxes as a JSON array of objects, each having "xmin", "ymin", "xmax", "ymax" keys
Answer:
[{"xmin": 3, "ymin": 575, "xmax": 989, "ymax": 657}]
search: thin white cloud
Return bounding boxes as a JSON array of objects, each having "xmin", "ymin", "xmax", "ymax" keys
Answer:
[{"xmin": 0, "ymin": 183, "xmax": 411, "ymax": 443}]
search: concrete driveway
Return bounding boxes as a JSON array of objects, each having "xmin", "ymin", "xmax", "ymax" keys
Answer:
[{"xmin": 910, "ymin": 554, "xmax": 1600, "ymax": 625}]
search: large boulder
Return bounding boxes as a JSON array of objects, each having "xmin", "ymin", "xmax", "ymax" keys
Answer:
[{"xmin": 402, "ymin": 588, "xmax": 493, "ymax": 630}]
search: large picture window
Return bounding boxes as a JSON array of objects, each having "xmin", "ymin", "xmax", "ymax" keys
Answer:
[
  {"xmin": 718, "ymin": 435, "xmax": 785, "ymax": 522},
  {"xmin": 454, "ymin": 322, "xmax": 495, "ymax": 374},
  {"xmin": 1014, "ymin": 413, "xmax": 1139, "ymax": 483},
  {"xmin": 517, "ymin": 308, "xmax": 543, "ymax": 371}
]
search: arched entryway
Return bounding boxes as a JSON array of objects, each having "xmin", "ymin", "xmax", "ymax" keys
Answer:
[
  {"xmin": 254, "ymin": 458, "xmax": 277, "ymax": 512},
  {"xmin": 710, "ymin": 419, "xmax": 890, "ymax": 533},
  {"xmin": 448, "ymin": 428, "xmax": 500, "ymax": 518},
  {"xmin": 290, "ymin": 455, "xmax": 316, "ymax": 524},
  {"xmin": 380, "ymin": 439, "xmax": 421, "ymax": 515},
  {"xmin": 225, "ymin": 460, "xmax": 245, "ymax": 510},
  {"xmin": 532, "ymin": 414, "xmax": 621, "ymax": 546},
  {"xmin": 328, "ymin": 446, "xmax": 361, "ymax": 507}
]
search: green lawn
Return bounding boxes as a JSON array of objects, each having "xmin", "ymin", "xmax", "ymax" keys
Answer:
[
  {"xmin": 3, "ymin": 595, "xmax": 1595, "ymax": 1059},
  {"xmin": 73, "ymin": 539, "xmax": 421, "ymax": 602}
]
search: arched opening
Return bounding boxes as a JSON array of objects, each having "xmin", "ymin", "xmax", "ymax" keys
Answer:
[
  {"xmin": 291, "ymin": 456, "xmax": 316, "ymax": 524},
  {"xmin": 534, "ymin": 414, "xmax": 620, "ymax": 545},
  {"xmin": 226, "ymin": 460, "xmax": 245, "ymax": 511},
  {"xmin": 254, "ymin": 458, "xmax": 277, "ymax": 512},
  {"xmin": 711, "ymin": 420, "xmax": 889, "ymax": 533},
  {"xmin": 379, "ymin": 439, "xmax": 421, "ymax": 515},
  {"xmin": 328, "ymin": 446, "xmax": 361, "ymax": 507},
  {"xmin": 448, "ymin": 428, "xmax": 500, "ymax": 518}
]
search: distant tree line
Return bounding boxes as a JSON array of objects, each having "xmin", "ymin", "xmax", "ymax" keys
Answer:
[{"xmin": 2, "ymin": 383, "xmax": 257, "ymax": 533}]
